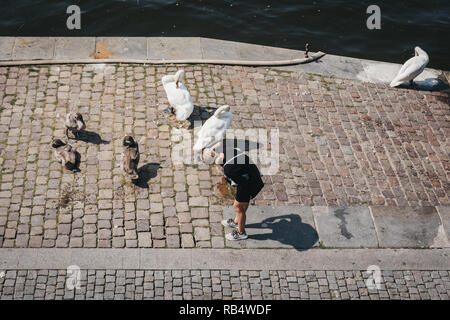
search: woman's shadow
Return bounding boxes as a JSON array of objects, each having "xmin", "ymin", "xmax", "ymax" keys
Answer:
[
  {"xmin": 133, "ymin": 162, "xmax": 160, "ymax": 188},
  {"xmin": 246, "ymin": 214, "xmax": 319, "ymax": 251}
]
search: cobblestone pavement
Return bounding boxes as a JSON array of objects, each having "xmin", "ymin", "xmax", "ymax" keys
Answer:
[
  {"xmin": 0, "ymin": 64, "xmax": 449, "ymax": 249},
  {"xmin": 0, "ymin": 269, "xmax": 449, "ymax": 300}
]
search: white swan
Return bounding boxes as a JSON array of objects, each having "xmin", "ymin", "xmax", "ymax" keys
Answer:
[
  {"xmin": 390, "ymin": 47, "xmax": 429, "ymax": 87},
  {"xmin": 193, "ymin": 105, "xmax": 233, "ymax": 153},
  {"xmin": 162, "ymin": 69, "xmax": 194, "ymax": 120}
]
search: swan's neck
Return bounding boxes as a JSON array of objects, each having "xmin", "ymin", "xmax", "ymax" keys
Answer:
[
  {"xmin": 214, "ymin": 106, "xmax": 230, "ymax": 118},
  {"xmin": 175, "ymin": 70, "xmax": 184, "ymax": 83},
  {"xmin": 416, "ymin": 49, "xmax": 429, "ymax": 61},
  {"xmin": 175, "ymin": 71, "xmax": 185, "ymax": 88},
  {"xmin": 215, "ymin": 111, "xmax": 230, "ymax": 118}
]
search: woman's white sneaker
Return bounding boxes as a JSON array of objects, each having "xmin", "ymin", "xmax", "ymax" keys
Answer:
[
  {"xmin": 221, "ymin": 219, "xmax": 238, "ymax": 228},
  {"xmin": 226, "ymin": 230, "xmax": 248, "ymax": 241}
]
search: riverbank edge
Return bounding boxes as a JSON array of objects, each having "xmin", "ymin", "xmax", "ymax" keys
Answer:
[{"xmin": 0, "ymin": 37, "xmax": 448, "ymax": 86}]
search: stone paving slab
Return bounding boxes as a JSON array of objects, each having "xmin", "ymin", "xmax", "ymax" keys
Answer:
[
  {"xmin": 223, "ymin": 206, "xmax": 319, "ymax": 249},
  {"xmin": 237, "ymin": 42, "xmax": 300, "ymax": 61},
  {"xmin": 261, "ymin": 45, "xmax": 299, "ymax": 61},
  {"xmin": 237, "ymin": 42, "xmax": 276, "ymax": 61},
  {"xmin": 0, "ymin": 37, "xmax": 15, "ymax": 61},
  {"xmin": 54, "ymin": 37, "xmax": 96, "ymax": 60},
  {"xmin": 95, "ymin": 37, "xmax": 147, "ymax": 59},
  {"xmin": 2, "ymin": 248, "xmax": 449, "ymax": 271},
  {"xmin": 200, "ymin": 37, "xmax": 240, "ymax": 60},
  {"xmin": 148, "ymin": 37, "xmax": 203, "ymax": 60},
  {"xmin": 312, "ymin": 206, "xmax": 378, "ymax": 248},
  {"xmin": 437, "ymin": 206, "xmax": 450, "ymax": 244},
  {"xmin": 282, "ymin": 54, "xmax": 366, "ymax": 80},
  {"xmin": 1, "ymin": 269, "xmax": 449, "ymax": 300},
  {"xmin": 12, "ymin": 37, "xmax": 55, "ymax": 60},
  {"xmin": 371, "ymin": 207, "xmax": 448, "ymax": 248}
]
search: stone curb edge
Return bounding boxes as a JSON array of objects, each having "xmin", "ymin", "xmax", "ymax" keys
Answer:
[
  {"xmin": 0, "ymin": 37, "xmax": 448, "ymax": 86},
  {"xmin": 1, "ymin": 248, "xmax": 449, "ymax": 271}
]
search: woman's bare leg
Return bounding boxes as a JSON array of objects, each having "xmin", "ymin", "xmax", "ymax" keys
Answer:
[{"xmin": 233, "ymin": 200, "xmax": 249, "ymax": 234}]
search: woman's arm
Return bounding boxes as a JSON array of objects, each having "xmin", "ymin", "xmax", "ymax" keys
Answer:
[
  {"xmin": 209, "ymin": 141, "xmax": 224, "ymax": 164},
  {"xmin": 210, "ymin": 141, "xmax": 222, "ymax": 151},
  {"xmin": 215, "ymin": 152, "xmax": 224, "ymax": 164}
]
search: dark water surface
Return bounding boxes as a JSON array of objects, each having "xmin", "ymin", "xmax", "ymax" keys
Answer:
[{"xmin": 1, "ymin": 1, "xmax": 449, "ymax": 69}]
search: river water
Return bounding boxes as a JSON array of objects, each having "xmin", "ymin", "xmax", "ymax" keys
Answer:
[{"xmin": 1, "ymin": 0, "xmax": 449, "ymax": 69}]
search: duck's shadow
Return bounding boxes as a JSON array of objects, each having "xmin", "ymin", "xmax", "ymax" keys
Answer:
[
  {"xmin": 133, "ymin": 162, "xmax": 160, "ymax": 188},
  {"xmin": 75, "ymin": 131, "xmax": 110, "ymax": 145}
]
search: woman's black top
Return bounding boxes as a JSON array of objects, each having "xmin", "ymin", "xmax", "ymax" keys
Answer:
[{"xmin": 218, "ymin": 139, "xmax": 264, "ymax": 202}]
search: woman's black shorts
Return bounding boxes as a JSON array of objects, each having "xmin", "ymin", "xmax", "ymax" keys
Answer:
[
  {"xmin": 224, "ymin": 162, "xmax": 264, "ymax": 203},
  {"xmin": 235, "ymin": 184, "xmax": 253, "ymax": 203}
]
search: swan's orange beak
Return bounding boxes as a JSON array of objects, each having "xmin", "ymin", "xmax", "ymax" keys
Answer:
[{"xmin": 176, "ymin": 81, "xmax": 179, "ymax": 89}]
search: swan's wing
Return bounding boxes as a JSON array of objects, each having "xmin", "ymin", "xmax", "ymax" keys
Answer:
[
  {"xmin": 174, "ymin": 101, "xmax": 194, "ymax": 120},
  {"xmin": 194, "ymin": 120, "xmax": 228, "ymax": 151},
  {"xmin": 209, "ymin": 116, "xmax": 232, "ymax": 147},
  {"xmin": 197, "ymin": 119, "xmax": 225, "ymax": 139},
  {"xmin": 194, "ymin": 136, "xmax": 215, "ymax": 151},
  {"xmin": 166, "ymin": 85, "xmax": 192, "ymax": 107},
  {"xmin": 181, "ymin": 87, "xmax": 192, "ymax": 102},
  {"xmin": 397, "ymin": 56, "xmax": 417, "ymax": 76},
  {"xmin": 200, "ymin": 116, "xmax": 230, "ymax": 138},
  {"xmin": 393, "ymin": 56, "xmax": 426, "ymax": 83}
]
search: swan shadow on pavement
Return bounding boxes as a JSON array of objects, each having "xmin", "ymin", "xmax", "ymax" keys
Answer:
[
  {"xmin": 133, "ymin": 162, "xmax": 160, "ymax": 189},
  {"xmin": 397, "ymin": 77, "xmax": 450, "ymax": 92},
  {"xmin": 188, "ymin": 105, "xmax": 218, "ymax": 129}
]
